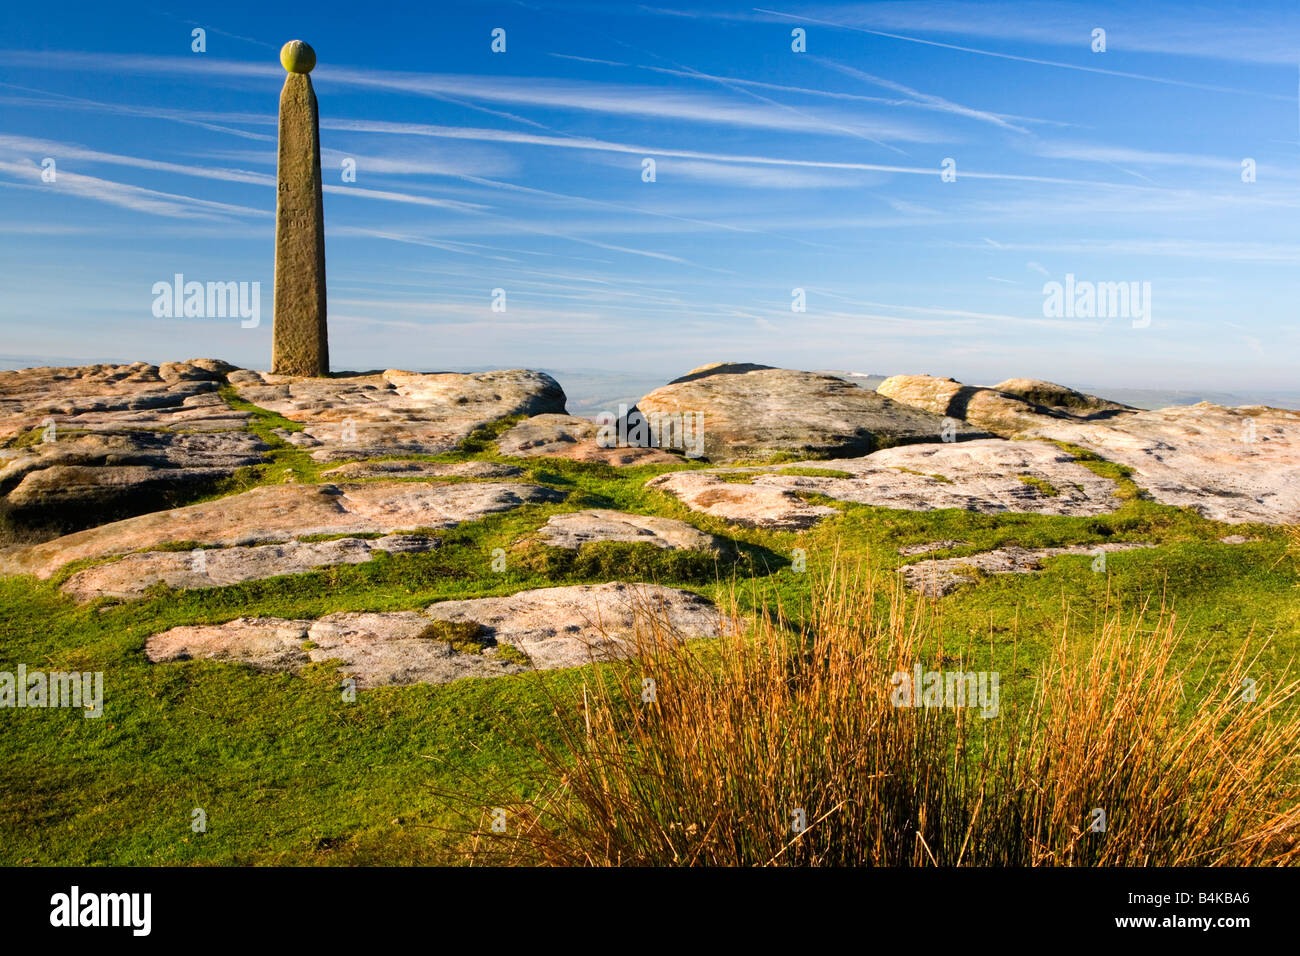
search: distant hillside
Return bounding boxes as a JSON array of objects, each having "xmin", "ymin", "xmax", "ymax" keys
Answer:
[{"xmin": 1072, "ymin": 385, "xmax": 1300, "ymax": 411}]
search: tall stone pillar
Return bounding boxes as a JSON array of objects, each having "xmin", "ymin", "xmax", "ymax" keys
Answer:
[{"xmin": 272, "ymin": 40, "xmax": 329, "ymax": 377}]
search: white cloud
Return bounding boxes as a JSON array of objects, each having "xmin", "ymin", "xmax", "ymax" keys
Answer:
[
  {"xmin": 751, "ymin": 6, "xmax": 1292, "ymax": 98},
  {"xmin": 0, "ymin": 51, "xmax": 937, "ymax": 142},
  {"xmin": 1033, "ymin": 141, "xmax": 1241, "ymax": 171},
  {"xmin": 811, "ymin": 57, "xmax": 1030, "ymax": 133},
  {"xmin": 0, "ymin": 158, "xmax": 267, "ymax": 220},
  {"xmin": 783, "ymin": 1, "xmax": 1300, "ymax": 67}
]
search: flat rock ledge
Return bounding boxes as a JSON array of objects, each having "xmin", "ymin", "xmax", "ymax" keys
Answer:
[
  {"xmin": 645, "ymin": 473, "xmax": 840, "ymax": 531},
  {"xmin": 535, "ymin": 509, "xmax": 733, "ymax": 555},
  {"xmin": 898, "ymin": 539, "xmax": 970, "ymax": 556},
  {"xmin": 496, "ymin": 413, "xmax": 680, "ymax": 466},
  {"xmin": 145, "ymin": 583, "xmax": 724, "ymax": 687},
  {"xmin": 1016, "ymin": 404, "xmax": 1300, "ymax": 525},
  {"xmin": 878, "ymin": 373, "xmax": 1300, "ymax": 524},
  {"xmin": 318, "ymin": 460, "xmax": 523, "ymax": 480},
  {"xmin": 60, "ymin": 534, "xmax": 437, "ymax": 603},
  {"xmin": 899, "ymin": 542, "xmax": 1156, "ymax": 597},
  {"xmin": 0, "ymin": 360, "xmax": 266, "ymax": 529},
  {"xmin": 0, "ymin": 480, "xmax": 564, "ymax": 579},
  {"xmin": 233, "ymin": 368, "xmax": 566, "ymax": 462},
  {"xmin": 647, "ymin": 439, "xmax": 1119, "ymax": 530}
]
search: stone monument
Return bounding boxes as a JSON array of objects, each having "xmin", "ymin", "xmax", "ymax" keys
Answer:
[{"xmin": 271, "ymin": 39, "xmax": 329, "ymax": 377}]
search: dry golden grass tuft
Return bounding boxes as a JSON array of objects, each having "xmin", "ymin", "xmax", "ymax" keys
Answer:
[{"xmin": 442, "ymin": 562, "xmax": 1300, "ymax": 866}]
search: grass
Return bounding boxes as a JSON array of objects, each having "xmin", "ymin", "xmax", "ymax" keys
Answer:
[
  {"xmin": 0, "ymin": 397, "xmax": 1297, "ymax": 864},
  {"xmin": 893, "ymin": 466, "xmax": 954, "ymax": 484},
  {"xmin": 1050, "ymin": 440, "xmax": 1143, "ymax": 500},
  {"xmin": 1018, "ymin": 474, "xmax": 1060, "ymax": 497},
  {"xmin": 5, "ymin": 427, "xmax": 61, "ymax": 450},
  {"xmin": 445, "ymin": 565, "xmax": 1300, "ymax": 866},
  {"xmin": 772, "ymin": 466, "xmax": 855, "ymax": 479},
  {"xmin": 210, "ymin": 385, "xmax": 318, "ymax": 491}
]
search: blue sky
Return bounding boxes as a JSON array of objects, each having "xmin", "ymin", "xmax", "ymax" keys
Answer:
[{"xmin": 1, "ymin": 0, "xmax": 1298, "ymax": 394}]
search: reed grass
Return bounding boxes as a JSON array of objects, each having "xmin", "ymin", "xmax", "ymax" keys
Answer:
[{"xmin": 445, "ymin": 560, "xmax": 1300, "ymax": 866}]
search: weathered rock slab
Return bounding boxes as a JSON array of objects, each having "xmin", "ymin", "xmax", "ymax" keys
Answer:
[
  {"xmin": 319, "ymin": 460, "xmax": 522, "ymax": 480},
  {"xmin": 876, "ymin": 374, "xmax": 1065, "ymax": 437},
  {"xmin": 645, "ymin": 472, "xmax": 840, "ymax": 531},
  {"xmin": 878, "ymin": 374, "xmax": 1300, "ymax": 524},
  {"xmin": 897, "ymin": 539, "xmax": 970, "ymax": 556},
  {"xmin": 145, "ymin": 612, "xmax": 521, "ymax": 687},
  {"xmin": 5, "ymin": 463, "xmax": 237, "ymax": 515},
  {"xmin": 496, "ymin": 413, "xmax": 679, "ymax": 466},
  {"xmin": 648, "ymin": 439, "xmax": 1120, "ymax": 529},
  {"xmin": 422, "ymin": 582, "xmax": 724, "ymax": 671},
  {"xmin": 145, "ymin": 617, "xmax": 313, "ymax": 672},
  {"xmin": 234, "ymin": 368, "xmax": 566, "ymax": 461},
  {"xmin": 536, "ymin": 509, "xmax": 732, "ymax": 554},
  {"xmin": 636, "ymin": 363, "xmax": 983, "ymax": 463},
  {"xmin": 60, "ymin": 534, "xmax": 437, "ymax": 602},
  {"xmin": 768, "ymin": 440, "xmax": 1121, "ymax": 516},
  {"xmin": 0, "ymin": 480, "xmax": 563, "ymax": 579},
  {"xmin": 334, "ymin": 481, "xmax": 562, "ymax": 530},
  {"xmin": 899, "ymin": 542, "xmax": 1156, "ymax": 597},
  {"xmin": 307, "ymin": 611, "xmax": 522, "ymax": 686},
  {"xmin": 992, "ymin": 378, "xmax": 1132, "ymax": 417},
  {"xmin": 0, "ymin": 360, "xmax": 240, "ymax": 442},
  {"xmin": 0, "ymin": 361, "xmax": 266, "ymax": 531},
  {"xmin": 1017, "ymin": 404, "xmax": 1300, "ymax": 524},
  {"xmin": 144, "ymin": 583, "xmax": 722, "ymax": 687}
]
